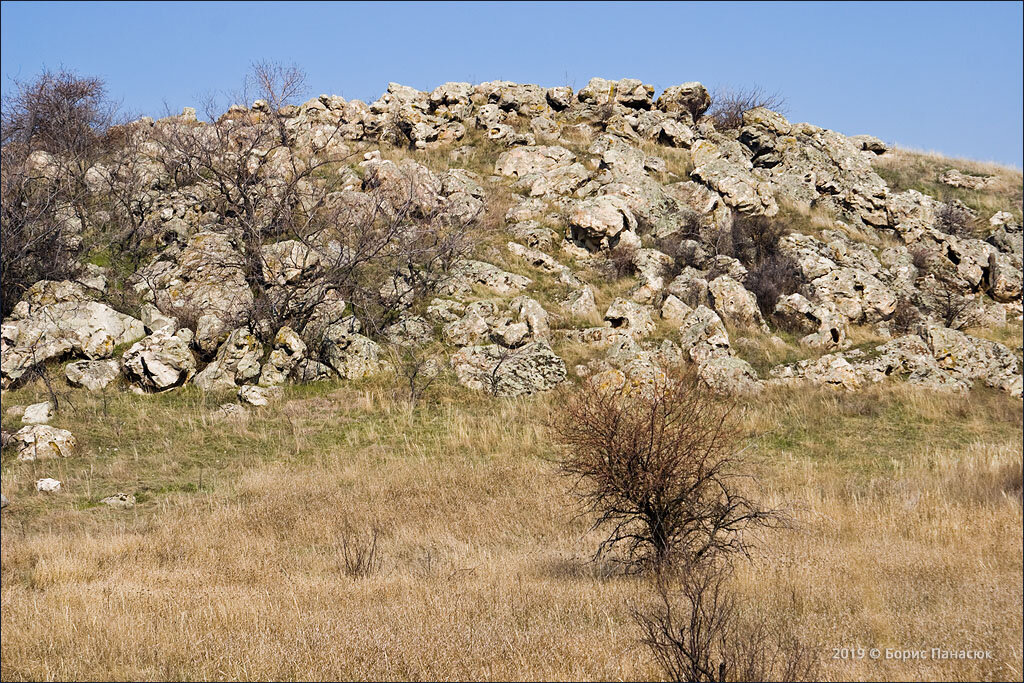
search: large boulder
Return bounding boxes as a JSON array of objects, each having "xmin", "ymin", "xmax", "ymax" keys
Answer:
[
  {"xmin": 1, "ymin": 281, "xmax": 145, "ymax": 388},
  {"xmin": 450, "ymin": 340, "xmax": 567, "ymax": 397},
  {"xmin": 604, "ymin": 298, "xmax": 655, "ymax": 338},
  {"xmin": 12, "ymin": 425, "xmax": 77, "ymax": 462},
  {"xmin": 708, "ymin": 275, "xmax": 769, "ymax": 332},
  {"xmin": 321, "ymin": 328, "xmax": 382, "ymax": 379},
  {"xmin": 65, "ymin": 359, "xmax": 121, "ymax": 391},
  {"xmin": 567, "ymin": 195, "xmax": 638, "ymax": 251},
  {"xmin": 258, "ymin": 326, "xmax": 306, "ymax": 386},
  {"xmin": 193, "ymin": 327, "xmax": 264, "ymax": 392},
  {"xmin": 678, "ymin": 305, "xmax": 731, "ymax": 364},
  {"xmin": 121, "ymin": 329, "xmax": 197, "ymax": 392}
]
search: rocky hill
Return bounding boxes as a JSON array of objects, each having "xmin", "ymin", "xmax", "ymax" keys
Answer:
[{"xmin": 2, "ymin": 76, "xmax": 1023, "ymax": 462}]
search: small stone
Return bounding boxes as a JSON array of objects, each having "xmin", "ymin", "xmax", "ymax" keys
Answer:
[
  {"xmin": 101, "ymin": 492, "xmax": 136, "ymax": 509},
  {"xmin": 36, "ymin": 478, "xmax": 62, "ymax": 493},
  {"xmin": 22, "ymin": 401, "xmax": 55, "ymax": 425}
]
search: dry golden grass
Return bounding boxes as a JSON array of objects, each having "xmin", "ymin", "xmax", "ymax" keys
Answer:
[
  {"xmin": 873, "ymin": 147, "xmax": 1024, "ymax": 225},
  {"xmin": 1, "ymin": 376, "xmax": 1021, "ymax": 681}
]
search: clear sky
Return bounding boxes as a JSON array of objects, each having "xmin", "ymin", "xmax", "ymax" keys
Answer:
[{"xmin": 2, "ymin": 1, "xmax": 1021, "ymax": 166}]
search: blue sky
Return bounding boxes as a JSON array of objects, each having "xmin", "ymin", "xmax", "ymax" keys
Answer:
[{"xmin": 2, "ymin": 1, "xmax": 1022, "ymax": 166}]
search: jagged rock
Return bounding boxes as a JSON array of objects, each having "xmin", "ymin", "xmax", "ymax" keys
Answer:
[
  {"xmin": 122, "ymin": 329, "xmax": 197, "ymax": 392},
  {"xmin": 238, "ymin": 384, "xmax": 283, "ymax": 407},
  {"xmin": 443, "ymin": 260, "xmax": 532, "ymax": 295},
  {"xmin": 21, "ymin": 402, "xmax": 54, "ymax": 425},
  {"xmin": 698, "ymin": 356, "xmax": 762, "ymax": 395},
  {"xmin": 666, "ymin": 268, "xmax": 711, "ymax": 308},
  {"xmin": 508, "ymin": 221, "xmax": 558, "ymax": 250},
  {"xmin": 922, "ymin": 324, "xmax": 1021, "ymax": 394},
  {"xmin": 258, "ymin": 326, "xmax": 306, "ymax": 386},
  {"xmin": 443, "ymin": 307, "xmax": 492, "ymax": 346},
  {"xmin": 568, "ymin": 195, "xmax": 638, "ymax": 251},
  {"xmin": 193, "ymin": 327, "xmax": 263, "ymax": 391},
  {"xmin": 849, "ymin": 135, "xmax": 887, "ymax": 154},
  {"xmin": 101, "ymin": 492, "xmax": 136, "ymax": 509},
  {"xmin": 988, "ymin": 251, "xmax": 1023, "ymax": 302},
  {"xmin": 1, "ymin": 282, "xmax": 145, "ymax": 388},
  {"xmin": 604, "ymin": 298, "xmax": 655, "ymax": 337},
  {"xmin": 450, "ymin": 340, "xmax": 567, "ymax": 397},
  {"xmin": 770, "ymin": 354, "xmax": 862, "ymax": 391},
  {"xmin": 140, "ymin": 303, "xmax": 177, "ymax": 333},
  {"xmin": 772, "ymin": 293, "xmax": 848, "ymax": 348},
  {"xmin": 708, "ymin": 275, "xmax": 769, "ymax": 332},
  {"xmin": 807, "ymin": 267, "xmax": 896, "ymax": 323},
  {"xmin": 988, "ymin": 219, "xmax": 1023, "ymax": 256},
  {"xmin": 290, "ymin": 359, "xmax": 335, "ymax": 383},
  {"xmin": 12, "ymin": 425, "xmax": 77, "ymax": 461},
  {"xmin": 660, "ymin": 294, "xmax": 694, "ymax": 324},
  {"xmin": 630, "ymin": 249, "xmax": 676, "ymax": 302},
  {"xmin": 577, "ymin": 77, "xmax": 654, "ymax": 109},
  {"xmin": 385, "ymin": 316, "xmax": 435, "ymax": 347},
  {"xmin": 510, "ymin": 296, "xmax": 550, "ymax": 339},
  {"xmin": 134, "ymin": 232, "xmax": 254, "ymax": 354},
  {"xmin": 940, "ymin": 169, "xmax": 994, "ymax": 190},
  {"xmin": 678, "ymin": 305, "xmax": 731, "ymax": 364},
  {"xmin": 656, "ymin": 82, "xmax": 711, "ymax": 122},
  {"xmin": 65, "ymin": 359, "xmax": 121, "ymax": 391},
  {"xmin": 36, "ymin": 478, "xmax": 62, "ymax": 493},
  {"xmin": 321, "ymin": 329, "xmax": 382, "ymax": 379},
  {"xmin": 690, "ymin": 139, "xmax": 778, "ymax": 216},
  {"xmin": 562, "ymin": 286, "xmax": 598, "ymax": 319},
  {"xmin": 260, "ymin": 240, "xmax": 321, "ymax": 286},
  {"xmin": 507, "ymin": 242, "xmax": 568, "ymax": 275}
]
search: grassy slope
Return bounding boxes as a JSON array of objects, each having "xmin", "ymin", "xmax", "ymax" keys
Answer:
[{"xmin": 1, "ymin": 372, "xmax": 1021, "ymax": 681}]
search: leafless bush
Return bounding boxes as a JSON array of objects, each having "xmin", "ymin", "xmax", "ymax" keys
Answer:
[
  {"xmin": 634, "ymin": 562, "xmax": 818, "ymax": 682},
  {"xmin": 910, "ymin": 246, "xmax": 934, "ymax": 273},
  {"xmin": 933, "ymin": 284, "xmax": 979, "ymax": 331},
  {"xmin": 150, "ymin": 62, "xmax": 473, "ymax": 343},
  {"xmin": 386, "ymin": 343, "xmax": 444, "ymax": 407},
  {"xmin": 890, "ymin": 297, "xmax": 923, "ymax": 335},
  {"xmin": 705, "ymin": 86, "xmax": 786, "ymax": 130},
  {"xmin": 551, "ymin": 364, "xmax": 782, "ymax": 571},
  {"xmin": 1, "ymin": 69, "xmax": 118, "ymax": 315},
  {"xmin": 934, "ymin": 199, "xmax": 977, "ymax": 238},
  {"xmin": 601, "ymin": 242, "xmax": 638, "ymax": 279},
  {"xmin": 746, "ymin": 255, "xmax": 802, "ymax": 315},
  {"xmin": 337, "ymin": 527, "xmax": 383, "ymax": 578}
]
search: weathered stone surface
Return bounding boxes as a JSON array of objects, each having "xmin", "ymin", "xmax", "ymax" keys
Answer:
[
  {"xmin": 22, "ymin": 401, "xmax": 55, "ymax": 425},
  {"xmin": 2, "ymin": 284, "xmax": 145, "ymax": 387},
  {"xmin": 12, "ymin": 425, "xmax": 77, "ymax": 461},
  {"xmin": 567, "ymin": 195, "xmax": 638, "ymax": 251},
  {"xmin": 193, "ymin": 327, "xmax": 263, "ymax": 392},
  {"xmin": 450, "ymin": 341, "xmax": 567, "ymax": 397},
  {"xmin": 238, "ymin": 384, "xmax": 283, "ymax": 407},
  {"xmin": 321, "ymin": 329, "xmax": 382, "ymax": 379},
  {"xmin": 678, "ymin": 305, "xmax": 731, "ymax": 364},
  {"xmin": 773, "ymin": 293, "xmax": 848, "ymax": 349},
  {"xmin": 122, "ymin": 329, "xmax": 197, "ymax": 392},
  {"xmin": 708, "ymin": 275, "xmax": 768, "ymax": 331},
  {"xmin": 258, "ymin": 326, "xmax": 306, "ymax": 386},
  {"xmin": 442, "ymin": 260, "xmax": 532, "ymax": 296},
  {"xmin": 698, "ymin": 356, "xmax": 762, "ymax": 395},
  {"xmin": 604, "ymin": 298, "xmax": 655, "ymax": 337}
]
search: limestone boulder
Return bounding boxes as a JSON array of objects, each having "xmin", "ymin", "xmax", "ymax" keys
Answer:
[
  {"xmin": 450, "ymin": 341, "xmax": 567, "ymax": 397},
  {"xmin": 122, "ymin": 329, "xmax": 197, "ymax": 392},
  {"xmin": 12, "ymin": 425, "xmax": 77, "ymax": 461}
]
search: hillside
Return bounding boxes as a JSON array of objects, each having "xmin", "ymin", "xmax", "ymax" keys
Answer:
[{"xmin": 2, "ymin": 75, "xmax": 1022, "ymax": 681}]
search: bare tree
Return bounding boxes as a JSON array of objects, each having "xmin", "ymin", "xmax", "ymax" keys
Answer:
[
  {"xmin": 633, "ymin": 562, "xmax": 818, "ymax": 682},
  {"xmin": 149, "ymin": 62, "xmax": 474, "ymax": 345},
  {"xmin": 704, "ymin": 86, "xmax": 786, "ymax": 130},
  {"xmin": 1, "ymin": 69, "xmax": 118, "ymax": 315},
  {"xmin": 551, "ymin": 364, "xmax": 782, "ymax": 571}
]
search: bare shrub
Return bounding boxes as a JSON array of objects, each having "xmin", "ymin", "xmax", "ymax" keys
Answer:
[
  {"xmin": 150, "ymin": 62, "xmax": 473, "ymax": 343},
  {"xmin": 551, "ymin": 364, "xmax": 782, "ymax": 571},
  {"xmin": 745, "ymin": 255, "xmax": 802, "ymax": 316},
  {"xmin": 634, "ymin": 562, "xmax": 818, "ymax": 682},
  {"xmin": 932, "ymin": 284, "xmax": 979, "ymax": 331},
  {"xmin": 337, "ymin": 527, "xmax": 383, "ymax": 578},
  {"xmin": 0, "ymin": 69, "xmax": 118, "ymax": 315},
  {"xmin": 715, "ymin": 210, "xmax": 800, "ymax": 313},
  {"xmin": 601, "ymin": 242, "xmax": 638, "ymax": 279},
  {"xmin": 705, "ymin": 86, "xmax": 786, "ymax": 130},
  {"xmin": 910, "ymin": 246, "xmax": 934, "ymax": 273},
  {"xmin": 890, "ymin": 297, "xmax": 923, "ymax": 335},
  {"xmin": 386, "ymin": 343, "xmax": 444, "ymax": 408},
  {"xmin": 934, "ymin": 199, "xmax": 977, "ymax": 238}
]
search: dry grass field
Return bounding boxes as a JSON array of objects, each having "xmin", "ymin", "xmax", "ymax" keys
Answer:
[{"xmin": 2, "ymin": 367, "xmax": 1021, "ymax": 681}]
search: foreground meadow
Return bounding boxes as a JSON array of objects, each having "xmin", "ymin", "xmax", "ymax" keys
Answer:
[{"xmin": 1, "ymin": 374, "xmax": 1021, "ymax": 681}]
